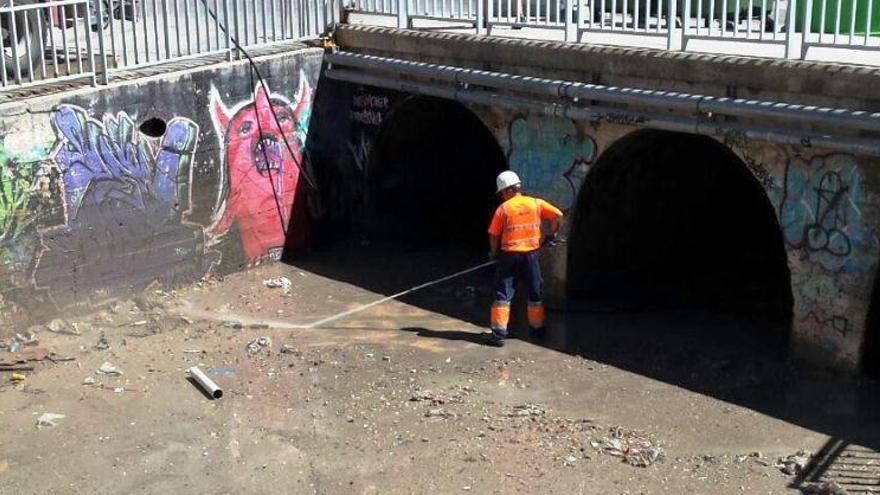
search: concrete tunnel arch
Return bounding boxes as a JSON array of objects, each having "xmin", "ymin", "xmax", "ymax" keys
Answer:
[
  {"xmin": 567, "ymin": 129, "xmax": 794, "ymax": 347},
  {"xmin": 365, "ymin": 95, "xmax": 508, "ymax": 250}
]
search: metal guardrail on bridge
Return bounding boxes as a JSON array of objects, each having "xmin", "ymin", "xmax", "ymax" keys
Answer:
[
  {"xmin": 0, "ymin": 0, "xmax": 339, "ymax": 91},
  {"xmin": 347, "ymin": 0, "xmax": 880, "ymax": 61}
]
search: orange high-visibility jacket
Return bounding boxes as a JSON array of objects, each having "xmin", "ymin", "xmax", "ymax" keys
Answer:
[{"xmin": 488, "ymin": 194, "xmax": 563, "ymax": 253}]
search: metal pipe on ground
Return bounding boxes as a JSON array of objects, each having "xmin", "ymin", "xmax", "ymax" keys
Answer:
[
  {"xmin": 325, "ymin": 68, "xmax": 880, "ymax": 156},
  {"xmin": 325, "ymin": 52, "xmax": 880, "ymax": 133},
  {"xmin": 187, "ymin": 366, "xmax": 223, "ymax": 399}
]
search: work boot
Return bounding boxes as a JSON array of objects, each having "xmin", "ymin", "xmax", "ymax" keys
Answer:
[
  {"xmin": 483, "ymin": 329, "xmax": 507, "ymax": 347},
  {"xmin": 529, "ymin": 326, "xmax": 547, "ymax": 339}
]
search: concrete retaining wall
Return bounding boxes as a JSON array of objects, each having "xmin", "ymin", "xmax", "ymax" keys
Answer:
[{"xmin": 0, "ymin": 47, "xmax": 323, "ymax": 330}]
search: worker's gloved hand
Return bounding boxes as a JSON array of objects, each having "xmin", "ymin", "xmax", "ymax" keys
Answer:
[{"xmin": 543, "ymin": 233, "xmax": 559, "ymax": 247}]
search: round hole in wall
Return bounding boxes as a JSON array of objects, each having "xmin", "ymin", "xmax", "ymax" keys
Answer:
[{"xmin": 139, "ymin": 117, "xmax": 167, "ymax": 137}]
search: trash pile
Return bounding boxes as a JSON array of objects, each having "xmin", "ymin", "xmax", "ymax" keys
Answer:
[
  {"xmin": 590, "ymin": 426, "xmax": 665, "ymax": 467},
  {"xmin": 246, "ymin": 336, "xmax": 273, "ymax": 355}
]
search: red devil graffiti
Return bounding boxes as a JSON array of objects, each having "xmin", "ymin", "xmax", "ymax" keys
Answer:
[{"xmin": 208, "ymin": 76, "xmax": 312, "ymax": 263}]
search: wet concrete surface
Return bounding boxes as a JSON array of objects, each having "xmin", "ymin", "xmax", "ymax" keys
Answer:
[{"xmin": 1, "ymin": 247, "xmax": 879, "ymax": 493}]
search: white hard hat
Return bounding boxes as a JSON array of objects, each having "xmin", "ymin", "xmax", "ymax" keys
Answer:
[{"xmin": 496, "ymin": 170, "xmax": 521, "ymax": 193}]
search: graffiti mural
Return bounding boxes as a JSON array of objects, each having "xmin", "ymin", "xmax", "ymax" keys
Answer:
[
  {"xmin": 506, "ymin": 115, "xmax": 596, "ymax": 211},
  {"xmin": 208, "ymin": 73, "xmax": 312, "ymax": 264},
  {"xmin": 33, "ymin": 105, "xmax": 217, "ymax": 308},
  {"xmin": 0, "ymin": 141, "xmax": 55, "ymax": 292}
]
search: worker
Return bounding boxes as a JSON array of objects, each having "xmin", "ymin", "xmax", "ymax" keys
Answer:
[{"xmin": 486, "ymin": 170, "xmax": 563, "ymax": 347}]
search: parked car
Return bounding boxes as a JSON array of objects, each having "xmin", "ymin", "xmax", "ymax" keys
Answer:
[{"xmin": 1, "ymin": 0, "xmax": 135, "ymax": 78}]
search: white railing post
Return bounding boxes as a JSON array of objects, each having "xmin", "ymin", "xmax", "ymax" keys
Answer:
[
  {"xmin": 477, "ymin": 0, "xmax": 486, "ymax": 34},
  {"xmin": 803, "ymin": 0, "xmax": 813, "ymax": 58},
  {"xmin": 565, "ymin": 0, "xmax": 576, "ymax": 40},
  {"xmin": 487, "ymin": 0, "xmax": 493, "ymax": 34},
  {"xmin": 397, "ymin": 0, "xmax": 408, "ymax": 26},
  {"xmin": 667, "ymin": 0, "xmax": 680, "ymax": 49},
  {"xmin": 785, "ymin": 0, "xmax": 798, "ymax": 58},
  {"xmin": 93, "ymin": 0, "xmax": 110, "ymax": 84}
]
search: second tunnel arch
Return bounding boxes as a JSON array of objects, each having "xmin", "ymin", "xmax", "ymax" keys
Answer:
[{"xmin": 566, "ymin": 129, "xmax": 794, "ymax": 346}]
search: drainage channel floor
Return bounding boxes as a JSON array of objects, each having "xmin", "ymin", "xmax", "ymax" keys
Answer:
[{"xmin": 1, "ymin": 250, "xmax": 879, "ymax": 493}]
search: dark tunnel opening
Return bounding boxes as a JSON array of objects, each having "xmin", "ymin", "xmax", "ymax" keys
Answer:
[
  {"xmin": 864, "ymin": 268, "xmax": 880, "ymax": 377},
  {"xmin": 567, "ymin": 130, "xmax": 794, "ymax": 351},
  {"xmin": 366, "ymin": 96, "xmax": 508, "ymax": 252}
]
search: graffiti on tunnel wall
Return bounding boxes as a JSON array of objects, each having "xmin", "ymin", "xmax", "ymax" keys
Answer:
[
  {"xmin": 31, "ymin": 105, "xmax": 218, "ymax": 308},
  {"xmin": 506, "ymin": 115, "xmax": 596, "ymax": 211},
  {"xmin": 770, "ymin": 153, "xmax": 878, "ymax": 349},
  {"xmin": 208, "ymin": 73, "xmax": 312, "ymax": 265},
  {"xmin": 778, "ymin": 154, "xmax": 867, "ymax": 272}
]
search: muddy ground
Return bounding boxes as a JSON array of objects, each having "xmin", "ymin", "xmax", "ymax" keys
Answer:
[{"xmin": 2, "ymin": 248, "xmax": 879, "ymax": 494}]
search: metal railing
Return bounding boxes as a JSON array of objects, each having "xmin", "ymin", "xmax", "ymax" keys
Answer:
[
  {"xmin": 347, "ymin": 0, "xmax": 880, "ymax": 61},
  {"xmin": 0, "ymin": 0, "xmax": 339, "ymax": 90}
]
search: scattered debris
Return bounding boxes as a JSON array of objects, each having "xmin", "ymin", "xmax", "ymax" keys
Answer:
[
  {"xmin": 183, "ymin": 349, "xmax": 203, "ymax": 354},
  {"xmin": 280, "ymin": 345, "xmax": 298, "ymax": 355},
  {"xmin": 95, "ymin": 333, "xmax": 110, "ymax": 351},
  {"xmin": 411, "ymin": 389, "xmax": 437, "ymax": 402},
  {"xmin": 248, "ymin": 323, "xmax": 270, "ymax": 329},
  {"xmin": 1, "ymin": 347, "xmax": 54, "ymax": 368},
  {"xmin": 14, "ymin": 332, "xmax": 37, "ymax": 347},
  {"xmin": 223, "ymin": 320, "xmax": 243, "ymax": 329},
  {"xmin": 0, "ymin": 364, "xmax": 34, "ymax": 372},
  {"xmin": 113, "ymin": 387, "xmax": 126, "ymax": 393},
  {"xmin": 263, "ymin": 277, "xmax": 292, "ymax": 294},
  {"xmin": 82, "ymin": 376, "xmax": 96, "ymax": 386},
  {"xmin": 803, "ymin": 481, "xmax": 848, "ymax": 495},
  {"xmin": 246, "ymin": 336, "xmax": 272, "ymax": 355},
  {"xmin": 776, "ymin": 450, "xmax": 812, "ymax": 475},
  {"xmin": 46, "ymin": 319, "xmax": 80, "ymax": 335},
  {"xmin": 591, "ymin": 426, "xmax": 665, "ymax": 467},
  {"xmin": 97, "ymin": 362, "xmax": 123, "ymax": 376},
  {"xmin": 47, "ymin": 354, "xmax": 75, "ymax": 363},
  {"xmin": 8, "ymin": 341, "xmax": 21, "ymax": 353},
  {"xmin": 36, "ymin": 412, "xmax": 65, "ymax": 427},
  {"xmin": 508, "ymin": 404, "xmax": 546, "ymax": 417},
  {"xmin": 425, "ymin": 408, "xmax": 455, "ymax": 418},
  {"xmin": 207, "ymin": 366, "xmax": 236, "ymax": 376},
  {"xmin": 10, "ymin": 372, "xmax": 26, "ymax": 382}
]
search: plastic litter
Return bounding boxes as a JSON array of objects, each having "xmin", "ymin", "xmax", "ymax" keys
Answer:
[
  {"xmin": 14, "ymin": 333, "xmax": 37, "ymax": 347},
  {"xmin": 36, "ymin": 413, "xmax": 65, "ymax": 427},
  {"xmin": 508, "ymin": 404, "xmax": 546, "ymax": 417},
  {"xmin": 207, "ymin": 366, "xmax": 236, "ymax": 376},
  {"xmin": 97, "ymin": 362, "xmax": 123, "ymax": 376}
]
